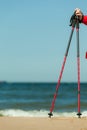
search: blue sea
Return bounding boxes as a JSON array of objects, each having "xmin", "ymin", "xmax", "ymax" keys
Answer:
[{"xmin": 0, "ymin": 82, "xmax": 87, "ymax": 117}]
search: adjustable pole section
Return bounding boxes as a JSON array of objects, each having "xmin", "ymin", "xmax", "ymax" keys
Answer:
[{"xmin": 48, "ymin": 21, "xmax": 76, "ymax": 118}]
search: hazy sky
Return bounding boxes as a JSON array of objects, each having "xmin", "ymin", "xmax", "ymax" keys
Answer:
[{"xmin": 0, "ymin": 0, "xmax": 87, "ymax": 82}]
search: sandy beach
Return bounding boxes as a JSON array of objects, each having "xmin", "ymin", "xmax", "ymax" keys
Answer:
[{"xmin": 0, "ymin": 117, "xmax": 87, "ymax": 130}]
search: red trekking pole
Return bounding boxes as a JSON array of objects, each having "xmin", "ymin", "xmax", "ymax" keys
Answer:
[
  {"xmin": 48, "ymin": 19, "xmax": 76, "ymax": 118},
  {"xmin": 76, "ymin": 18, "xmax": 82, "ymax": 118}
]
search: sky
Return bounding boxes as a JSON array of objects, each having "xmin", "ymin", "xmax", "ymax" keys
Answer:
[{"xmin": 0, "ymin": 0, "xmax": 87, "ymax": 82}]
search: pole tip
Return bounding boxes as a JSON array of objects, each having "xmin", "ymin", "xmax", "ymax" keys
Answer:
[
  {"xmin": 77, "ymin": 113, "xmax": 82, "ymax": 118},
  {"xmin": 48, "ymin": 112, "xmax": 53, "ymax": 118}
]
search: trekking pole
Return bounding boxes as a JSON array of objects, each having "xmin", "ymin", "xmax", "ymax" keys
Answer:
[
  {"xmin": 48, "ymin": 19, "xmax": 76, "ymax": 118},
  {"xmin": 76, "ymin": 17, "xmax": 82, "ymax": 118}
]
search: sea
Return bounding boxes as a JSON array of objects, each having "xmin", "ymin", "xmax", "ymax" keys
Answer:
[{"xmin": 0, "ymin": 82, "xmax": 87, "ymax": 117}]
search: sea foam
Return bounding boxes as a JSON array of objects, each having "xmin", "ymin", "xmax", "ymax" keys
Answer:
[{"xmin": 0, "ymin": 109, "xmax": 87, "ymax": 117}]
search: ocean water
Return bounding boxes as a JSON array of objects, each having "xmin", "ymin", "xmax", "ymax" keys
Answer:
[{"xmin": 0, "ymin": 82, "xmax": 87, "ymax": 117}]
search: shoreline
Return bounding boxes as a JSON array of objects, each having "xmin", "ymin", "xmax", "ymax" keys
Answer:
[{"xmin": 0, "ymin": 117, "xmax": 87, "ymax": 130}]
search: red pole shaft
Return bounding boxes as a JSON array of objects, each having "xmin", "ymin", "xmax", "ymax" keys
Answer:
[
  {"xmin": 50, "ymin": 56, "xmax": 66, "ymax": 113},
  {"xmin": 77, "ymin": 57, "xmax": 80, "ymax": 113},
  {"xmin": 48, "ymin": 26, "xmax": 75, "ymax": 117},
  {"xmin": 76, "ymin": 26, "xmax": 81, "ymax": 118}
]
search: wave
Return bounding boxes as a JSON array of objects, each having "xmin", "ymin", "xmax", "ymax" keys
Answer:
[{"xmin": 0, "ymin": 109, "xmax": 87, "ymax": 117}]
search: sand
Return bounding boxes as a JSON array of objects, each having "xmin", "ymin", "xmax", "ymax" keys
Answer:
[{"xmin": 0, "ymin": 117, "xmax": 87, "ymax": 130}]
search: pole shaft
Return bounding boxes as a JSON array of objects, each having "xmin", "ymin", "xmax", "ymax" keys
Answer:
[
  {"xmin": 48, "ymin": 27, "xmax": 75, "ymax": 116},
  {"xmin": 77, "ymin": 57, "xmax": 80, "ymax": 113},
  {"xmin": 65, "ymin": 27, "xmax": 74, "ymax": 56},
  {"xmin": 76, "ymin": 24, "xmax": 81, "ymax": 117},
  {"xmin": 50, "ymin": 56, "xmax": 66, "ymax": 113}
]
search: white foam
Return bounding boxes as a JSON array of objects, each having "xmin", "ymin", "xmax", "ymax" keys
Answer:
[
  {"xmin": 0, "ymin": 109, "xmax": 87, "ymax": 117},
  {"xmin": 0, "ymin": 109, "xmax": 49, "ymax": 117}
]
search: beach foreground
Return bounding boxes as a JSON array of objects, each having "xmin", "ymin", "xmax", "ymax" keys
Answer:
[{"xmin": 0, "ymin": 117, "xmax": 87, "ymax": 130}]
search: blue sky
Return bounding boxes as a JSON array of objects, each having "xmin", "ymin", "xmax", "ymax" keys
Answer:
[{"xmin": 0, "ymin": 0, "xmax": 87, "ymax": 82}]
